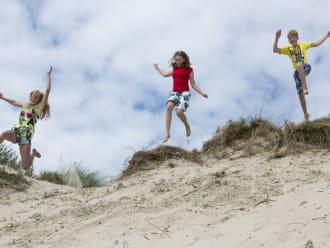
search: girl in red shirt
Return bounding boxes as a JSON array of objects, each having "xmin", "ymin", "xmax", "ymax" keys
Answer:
[{"xmin": 154, "ymin": 51, "xmax": 208, "ymax": 142}]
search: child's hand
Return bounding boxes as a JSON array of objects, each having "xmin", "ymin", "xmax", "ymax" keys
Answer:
[
  {"xmin": 202, "ymin": 92, "xmax": 208, "ymax": 98},
  {"xmin": 153, "ymin": 63, "xmax": 159, "ymax": 70},
  {"xmin": 0, "ymin": 92, "xmax": 3, "ymax": 99},
  {"xmin": 275, "ymin": 29, "xmax": 282, "ymax": 39},
  {"xmin": 327, "ymin": 31, "xmax": 330, "ymax": 37},
  {"xmin": 47, "ymin": 65, "xmax": 53, "ymax": 76}
]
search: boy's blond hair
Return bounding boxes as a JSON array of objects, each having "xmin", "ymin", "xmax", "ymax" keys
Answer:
[{"xmin": 287, "ymin": 29, "xmax": 299, "ymax": 39}]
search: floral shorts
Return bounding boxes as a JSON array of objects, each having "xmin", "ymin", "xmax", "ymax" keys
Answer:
[
  {"xmin": 167, "ymin": 91, "xmax": 191, "ymax": 112},
  {"xmin": 293, "ymin": 63, "xmax": 311, "ymax": 94}
]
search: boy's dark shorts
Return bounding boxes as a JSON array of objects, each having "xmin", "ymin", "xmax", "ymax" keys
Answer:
[{"xmin": 293, "ymin": 63, "xmax": 311, "ymax": 94}]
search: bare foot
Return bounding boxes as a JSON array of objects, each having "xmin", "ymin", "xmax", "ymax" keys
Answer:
[
  {"xmin": 32, "ymin": 148, "xmax": 41, "ymax": 158},
  {"xmin": 162, "ymin": 134, "xmax": 170, "ymax": 143},
  {"xmin": 185, "ymin": 124, "xmax": 191, "ymax": 137},
  {"xmin": 304, "ymin": 113, "xmax": 310, "ymax": 121}
]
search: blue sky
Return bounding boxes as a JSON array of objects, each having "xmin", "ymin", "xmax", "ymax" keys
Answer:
[{"xmin": 1, "ymin": 0, "xmax": 330, "ymax": 177}]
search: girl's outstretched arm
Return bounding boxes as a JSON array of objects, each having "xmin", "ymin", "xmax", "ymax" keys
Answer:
[
  {"xmin": 37, "ymin": 65, "xmax": 52, "ymax": 116},
  {"xmin": 0, "ymin": 92, "xmax": 23, "ymax": 107},
  {"xmin": 311, "ymin": 31, "xmax": 330, "ymax": 47},
  {"xmin": 189, "ymin": 71, "xmax": 208, "ymax": 98},
  {"xmin": 153, "ymin": 63, "xmax": 172, "ymax": 77}
]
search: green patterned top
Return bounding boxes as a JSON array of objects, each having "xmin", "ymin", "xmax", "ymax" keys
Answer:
[{"xmin": 12, "ymin": 105, "xmax": 39, "ymax": 141}]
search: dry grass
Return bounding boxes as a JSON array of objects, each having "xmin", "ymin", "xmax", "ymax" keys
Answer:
[
  {"xmin": 0, "ymin": 166, "xmax": 30, "ymax": 191},
  {"xmin": 285, "ymin": 117, "xmax": 330, "ymax": 150},
  {"xmin": 202, "ymin": 118, "xmax": 283, "ymax": 156},
  {"xmin": 120, "ymin": 145, "xmax": 201, "ymax": 179},
  {"xmin": 119, "ymin": 117, "xmax": 330, "ymax": 178}
]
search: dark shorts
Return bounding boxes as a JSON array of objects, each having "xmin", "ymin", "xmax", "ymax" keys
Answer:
[
  {"xmin": 293, "ymin": 63, "xmax": 311, "ymax": 94},
  {"xmin": 16, "ymin": 137, "xmax": 31, "ymax": 145}
]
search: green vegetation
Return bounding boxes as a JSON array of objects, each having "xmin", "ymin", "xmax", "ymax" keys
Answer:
[
  {"xmin": 0, "ymin": 166, "xmax": 30, "ymax": 190},
  {"xmin": 0, "ymin": 144, "xmax": 20, "ymax": 169},
  {"xmin": 0, "ymin": 144, "xmax": 30, "ymax": 190},
  {"xmin": 36, "ymin": 162, "xmax": 104, "ymax": 188},
  {"xmin": 0, "ymin": 144, "xmax": 103, "ymax": 188},
  {"xmin": 37, "ymin": 171, "xmax": 66, "ymax": 185}
]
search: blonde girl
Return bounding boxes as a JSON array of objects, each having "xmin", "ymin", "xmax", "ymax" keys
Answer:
[{"xmin": 0, "ymin": 66, "xmax": 52, "ymax": 170}]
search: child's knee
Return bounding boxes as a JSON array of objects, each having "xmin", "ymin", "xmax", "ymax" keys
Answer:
[
  {"xmin": 296, "ymin": 63, "xmax": 304, "ymax": 70},
  {"xmin": 176, "ymin": 108, "xmax": 184, "ymax": 115}
]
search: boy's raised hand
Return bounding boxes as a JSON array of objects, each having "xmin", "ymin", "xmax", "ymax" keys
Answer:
[
  {"xmin": 0, "ymin": 92, "xmax": 3, "ymax": 99},
  {"xmin": 275, "ymin": 29, "xmax": 282, "ymax": 39}
]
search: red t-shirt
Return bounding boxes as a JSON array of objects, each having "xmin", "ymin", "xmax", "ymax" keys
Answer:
[{"xmin": 172, "ymin": 67, "xmax": 193, "ymax": 92}]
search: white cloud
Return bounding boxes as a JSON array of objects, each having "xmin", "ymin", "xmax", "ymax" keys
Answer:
[{"xmin": 1, "ymin": 0, "xmax": 330, "ymax": 176}]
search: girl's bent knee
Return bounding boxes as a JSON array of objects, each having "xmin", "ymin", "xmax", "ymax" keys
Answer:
[{"xmin": 176, "ymin": 108, "xmax": 184, "ymax": 115}]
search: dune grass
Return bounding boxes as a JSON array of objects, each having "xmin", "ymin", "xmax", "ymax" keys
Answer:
[
  {"xmin": 36, "ymin": 162, "xmax": 104, "ymax": 188},
  {"xmin": 120, "ymin": 145, "xmax": 202, "ymax": 179},
  {"xmin": 202, "ymin": 117, "xmax": 283, "ymax": 154},
  {"xmin": 0, "ymin": 144, "xmax": 30, "ymax": 190},
  {"xmin": 120, "ymin": 116, "xmax": 330, "ymax": 178},
  {"xmin": 0, "ymin": 144, "xmax": 20, "ymax": 169},
  {"xmin": 284, "ymin": 117, "xmax": 330, "ymax": 150},
  {"xmin": 0, "ymin": 166, "xmax": 30, "ymax": 190},
  {"xmin": 3, "ymin": 117, "xmax": 330, "ymax": 184},
  {"xmin": 0, "ymin": 144, "xmax": 103, "ymax": 188}
]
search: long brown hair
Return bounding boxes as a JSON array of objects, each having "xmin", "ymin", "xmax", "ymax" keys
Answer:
[{"xmin": 170, "ymin": 51, "xmax": 191, "ymax": 69}]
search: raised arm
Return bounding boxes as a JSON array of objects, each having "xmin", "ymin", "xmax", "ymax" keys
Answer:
[
  {"xmin": 0, "ymin": 92, "xmax": 23, "ymax": 107},
  {"xmin": 311, "ymin": 31, "xmax": 330, "ymax": 47},
  {"xmin": 153, "ymin": 63, "xmax": 172, "ymax": 77},
  {"xmin": 189, "ymin": 71, "xmax": 208, "ymax": 98},
  {"xmin": 273, "ymin": 29, "xmax": 282, "ymax": 53},
  {"xmin": 37, "ymin": 65, "xmax": 52, "ymax": 116}
]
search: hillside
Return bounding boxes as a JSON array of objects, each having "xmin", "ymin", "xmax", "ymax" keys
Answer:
[{"xmin": 1, "ymin": 118, "xmax": 330, "ymax": 248}]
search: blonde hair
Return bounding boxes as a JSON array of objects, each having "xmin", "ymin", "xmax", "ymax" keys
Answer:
[
  {"xmin": 28, "ymin": 90, "xmax": 50, "ymax": 119},
  {"xmin": 287, "ymin": 29, "xmax": 299, "ymax": 39}
]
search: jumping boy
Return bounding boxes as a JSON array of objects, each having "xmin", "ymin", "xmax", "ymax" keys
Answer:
[{"xmin": 273, "ymin": 29, "xmax": 330, "ymax": 121}]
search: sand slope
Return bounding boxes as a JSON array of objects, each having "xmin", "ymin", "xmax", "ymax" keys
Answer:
[{"xmin": 1, "ymin": 150, "xmax": 330, "ymax": 248}]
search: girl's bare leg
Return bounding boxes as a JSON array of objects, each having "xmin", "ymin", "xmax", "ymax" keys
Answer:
[
  {"xmin": 163, "ymin": 101, "xmax": 175, "ymax": 142},
  {"xmin": 19, "ymin": 144, "xmax": 41, "ymax": 170},
  {"xmin": 296, "ymin": 63, "xmax": 308, "ymax": 94},
  {"xmin": 0, "ymin": 130, "xmax": 16, "ymax": 144},
  {"xmin": 176, "ymin": 108, "xmax": 191, "ymax": 138}
]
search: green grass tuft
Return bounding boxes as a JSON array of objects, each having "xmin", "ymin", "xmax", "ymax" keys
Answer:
[{"xmin": 36, "ymin": 162, "xmax": 104, "ymax": 188}]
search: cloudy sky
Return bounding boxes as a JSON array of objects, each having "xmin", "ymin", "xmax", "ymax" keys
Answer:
[{"xmin": 1, "ymin": 0, "xmax": 330, "ymax": 177}]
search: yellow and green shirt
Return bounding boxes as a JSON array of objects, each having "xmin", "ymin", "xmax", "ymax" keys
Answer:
[
  {"xmin": 279, "ymin": 42, "xmax": 312, "ymax": 70},
  {"xmin": 12, "ymin": 105, "xmax": 39, "ymax": 141}
]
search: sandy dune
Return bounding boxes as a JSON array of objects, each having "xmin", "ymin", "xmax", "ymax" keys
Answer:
[{"xmin": 1, "ymin": 150, "xmax": 330, "ymax": 248}]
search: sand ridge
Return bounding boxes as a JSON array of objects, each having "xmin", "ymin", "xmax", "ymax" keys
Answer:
[{"xmin": 1, "ymin": 150, "xmax": 330, "ymax": 247}]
